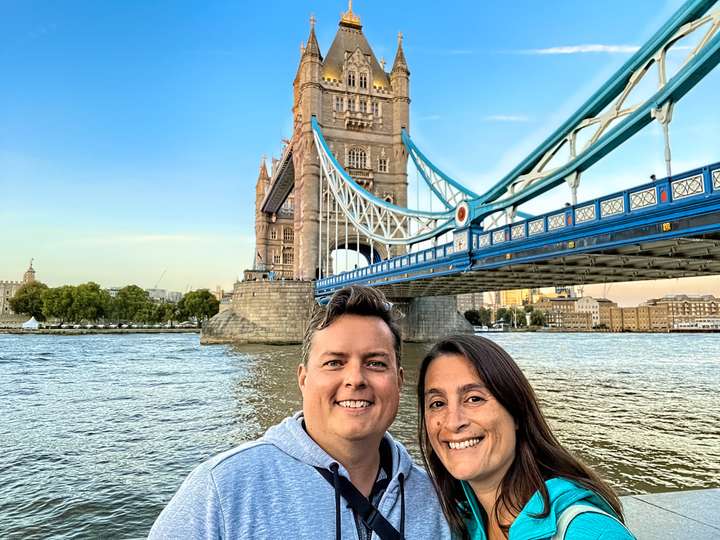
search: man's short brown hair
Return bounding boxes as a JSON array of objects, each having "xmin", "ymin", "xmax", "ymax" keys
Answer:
[{"xmin": 302, "ymin": 285, "xmax": 402, "ymax": 366}]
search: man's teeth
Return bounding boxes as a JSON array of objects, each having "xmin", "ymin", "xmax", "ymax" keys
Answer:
[
  {"xmin": 448, "ymin": 438, "xmax": 482, "ymax": 450},
  {"xmin": 337, "ymin": 400, "xmax": 372, "ymax": 409}
]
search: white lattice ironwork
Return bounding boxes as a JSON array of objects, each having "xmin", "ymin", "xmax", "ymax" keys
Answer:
[
  {"xmin": 492, "ymin": 230, "xmax": 507, "ymax": 244},
  {"xmin": 482, "ymin": 5, "xmax": 720, "ymax": 215},
  {"xmin": 479, "ymin": 234, "xmax": 490, "ymax": 248},
  {"xmin": 312, "ymin": 119, "xmax": 454, "ymax": 245},
  {"xmin": 575, "ymin": 204, "xmax": 596, "ymax": 223},
  {"xmin": 511, "ymin": 224, "xmax": 526, "ymax": 240},
  {"xmin": 548, "ymin": 213, "xmax": 566, "ymax": 230},
  {"xmin": 529, "ymin": 219, "xmax": 545, "ymax": 235},
  {"xmin": 671, "ymin": 174, "xmax": 705, "ymax": 200},
  {"xmin": 711, "ymin": 168, "xmax": 720, "ymax": 190},
  {"xmin": 630, "ymin": 187, "xmax": 658, "ymax": 209},
  {"xmin": 406, "ymin": 141, "xmax": 477, "ymax": 209},
  {"xmin": 601, "ymin": 196, "xmax": 625, "ymax": 217}
]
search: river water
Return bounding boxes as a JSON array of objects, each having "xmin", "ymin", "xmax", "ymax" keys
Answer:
[{"xmin": 1, "ymin": 332, "xmax": 718, "ymax": 539}]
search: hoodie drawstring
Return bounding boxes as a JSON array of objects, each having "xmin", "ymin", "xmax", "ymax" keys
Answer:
[
  {"xmin": 398, "ymin": 473, "xmax": 405, "ymax": 539},
  {"xmin": 330, "ymin": 462, "xmax": 341, "ymax": 540}
]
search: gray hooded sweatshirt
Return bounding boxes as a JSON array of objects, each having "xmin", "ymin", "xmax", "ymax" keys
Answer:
[{"xmin": 149, "ymin": 413, "xmax": 452, "ymax": 539}]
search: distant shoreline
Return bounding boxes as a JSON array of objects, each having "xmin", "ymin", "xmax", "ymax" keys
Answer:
[{"xmin": 0, "ymin": 328, "xmax": 200, "ymax": 335}]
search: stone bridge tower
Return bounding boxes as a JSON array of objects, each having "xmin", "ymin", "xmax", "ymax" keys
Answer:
[{"xmin": 256, "ymin": 3, "xmax": 411, "ymax": 280}]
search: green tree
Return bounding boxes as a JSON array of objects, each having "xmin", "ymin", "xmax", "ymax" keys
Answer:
[
  {"xmin": 464, "ymin": 309, "xmax": 481, "ymax": 325},
  {"xmin": 43, "ymin": 285, "xmax": 76, "ymax": 322},
  {"xmin": 111, "ymin": 285, "xmax": 152, "ymax": 322},
  {"xmin": 495, "ymin": 307, "xmax": 510, "ymax": 324},
  {"xmin": 477, "ymin": 307, "xmax": 492, "ymax": 327},
  {"xmin": 71, "ymin": 282, "xmax": 110, "ymax": 322},
  {"xmin": 530, "ymin": 310, "xmax": 547, "ymax": 327},
  {"xmin": 9, "ymin": 281, "xmax": 49, "ymax": 321},
  {"xmin": 178, "ymin": 289, "xmax": 219, "ymax": 322}
]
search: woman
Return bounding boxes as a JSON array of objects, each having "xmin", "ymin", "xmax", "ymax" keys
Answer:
[{"xmin": 417, "ymin": 335, "xmax": 635, "ymax": 540}]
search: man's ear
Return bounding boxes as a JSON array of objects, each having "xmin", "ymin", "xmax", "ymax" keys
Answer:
[
  {"xmin": 297, "ymin": 363, "xmax": 307, "ymax": 392},
  {"xmin": 397, "ymin": 366, "xmax": 404, "ymax": 389}
]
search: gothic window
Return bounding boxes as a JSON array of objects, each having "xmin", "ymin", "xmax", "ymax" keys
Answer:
[
  {"xmin": 360, "ymin": 99, "xmax": 367, "ymax": 113},
  {"xmin": 270, "ymin": 227, "xmax": 277, "ymax": 240},
  {"xmin": 335, "ymin": 96, "xmax": 344, "ymax": 111},
  {"xmin": 347, "ymin": 71, "xmax": 356, "ymax": 87},
  {"xmin": 359, "ymin": 72, "xmax": 368, "ymax": 89},
  {"xmin": 348, "ymin": 98, "xmax": 355, "ymax": 112},
  {"xmin": 348, "ymin": 147, "xmax": 367, "ymax": 169},
  {"xmin": 372, "ymin": 101, "xmax": 379, "ymax": 116},
  {"xmin": 273, "ymin": 253, "xmax": 281, "ymax": 265},
  {"xmin": 283, "ymin": 228, "xmax": 294, "ymax": 242},
  {"xmin": 283, "ymin": 251, "xmax": 294, "ymax": 265},
  {"xmin": 378, "ymin": 158, "xmax": 388, "ymax": 173}
]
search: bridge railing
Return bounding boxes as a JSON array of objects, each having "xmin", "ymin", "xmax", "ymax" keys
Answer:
[
  {"xmin": 316, "ymin": 161, "xmax": 720, "ymax": 293},
  {"xmin": 471, "ymin": 161, "xmax": 720, "ymax": 253}
]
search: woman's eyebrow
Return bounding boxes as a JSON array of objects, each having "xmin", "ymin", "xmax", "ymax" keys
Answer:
[
  {"xmin": 460, "ymin": 383, "xmax": 487, "ymax": 393},
  {"xmin": 424, "ymin": 387, "xmax": 445, "ymax": 397}
]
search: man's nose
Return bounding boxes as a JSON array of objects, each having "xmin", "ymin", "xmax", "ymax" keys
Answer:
[{"xmin": 344, "ymin": 361, "xmax": 368, "ymax": 388}]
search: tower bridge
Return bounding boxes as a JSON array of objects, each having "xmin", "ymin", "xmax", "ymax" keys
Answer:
[{"xmin": 202, "ymin": 0, "xmax": 720, "ymax": 344}]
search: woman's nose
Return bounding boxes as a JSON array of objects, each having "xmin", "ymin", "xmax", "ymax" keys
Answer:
[{"xmin": 445, "ymin": 402, "xmax": 469, "ymax": 432}]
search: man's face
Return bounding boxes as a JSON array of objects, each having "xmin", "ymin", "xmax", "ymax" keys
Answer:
[{"xmin": 298, "ymin": 314, "xmax": 403, "ymax": 453}]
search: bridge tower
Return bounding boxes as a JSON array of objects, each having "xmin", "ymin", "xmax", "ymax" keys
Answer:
[{"xmin": 288, "ymin": 4, "xmax": 410, "ymax": 279}]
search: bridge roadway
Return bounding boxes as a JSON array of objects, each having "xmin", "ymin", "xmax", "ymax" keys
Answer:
[{"xmin": 316, "ymin": 161, "xmax": 720, "ymax": 299}]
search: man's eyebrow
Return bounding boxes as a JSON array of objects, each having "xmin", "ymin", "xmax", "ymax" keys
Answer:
[
  {"xmin": 363, "ymin": 351, "xmax": 391, "ymax": 359},
  {"xmin": 319, "ymin": 351, "xmax": 348, "ymax": 358}
]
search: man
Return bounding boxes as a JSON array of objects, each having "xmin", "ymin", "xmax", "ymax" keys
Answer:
[{"xmin": 149, "ymin": 285, "xmax": 451, "ymax": 539}]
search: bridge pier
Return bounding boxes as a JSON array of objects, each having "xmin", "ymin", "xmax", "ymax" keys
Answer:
[{"xmin": 395, "ymin": 295, "xmax": 473, "ymax": 342}]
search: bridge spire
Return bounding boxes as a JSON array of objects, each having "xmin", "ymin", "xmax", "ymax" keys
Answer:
[
  {"xmin": 339, "ymin": 0, "xmax": 362, "ymax": 29},
  {"xmin": 303, "ymin": 14, "xmax": 322, "ymax": 59},
  {"xmin": 391, "ymin": 32, "xmax": 409, "ymax": 75}
]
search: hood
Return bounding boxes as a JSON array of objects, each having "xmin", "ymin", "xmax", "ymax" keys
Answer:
[
  {"xmin": 261, "ymin": 411, "xmax": 415, "ymax": 480},
  {"xmin": 462, "ymin": 477, "xmax": 617, "ymax": 540}
]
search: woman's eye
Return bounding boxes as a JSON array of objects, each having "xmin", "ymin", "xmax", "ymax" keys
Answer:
[
  {"xmin": 467, "ymin": 395, "xmax": 486, "ymax": 404},
  {"xmin": 427, "ymin": 400, "xmax": 445, "ymax": 409}
]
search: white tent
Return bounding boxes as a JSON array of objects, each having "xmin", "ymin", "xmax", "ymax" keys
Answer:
[{"xmin": 22, "ymin": 317, "xmax": 40, "ymax": 330}]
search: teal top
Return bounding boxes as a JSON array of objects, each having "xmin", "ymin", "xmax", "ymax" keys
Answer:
[{"xmin": 461, "ymin": 477, "xmax": 636, "ymax": 540}]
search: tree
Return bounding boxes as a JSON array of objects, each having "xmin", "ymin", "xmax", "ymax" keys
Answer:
[
  {"xmin": 495, "ymin": 307, "xmax": 510, "ymax": 324},
  {"xmin": 43, "ymin": 285, "xmax": 75, "ymax": 322},
  {"xmin": 110, "ymin": 285, "xmax": 152, "ymax": 322},
  {"xmin": 9, "ymin": 281, "xmax": 49, "ymax": 321},
  {"xmin": 464, "ymin": 309, "xmax": 481, "ymax": 325},
  {"xmin": 530, "ymin": 310, "xmax": 547, "ymax": 327},
  {"xmin": 72, "ymin": 282, "xmax": 110, "ymax": 322},
  {"xmin": 178, "ymin": 289, "xmax": 219, "ymax": 322}
]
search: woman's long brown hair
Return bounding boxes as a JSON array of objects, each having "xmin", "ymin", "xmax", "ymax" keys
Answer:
[{"xmin": 417, "ymin": 335, "xmax": 624, "ymax": 540}]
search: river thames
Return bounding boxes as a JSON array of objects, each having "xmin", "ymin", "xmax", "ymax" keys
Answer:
[{"xmin": 1, "ymin": 332, "xmax": 718, "ymax": 539}]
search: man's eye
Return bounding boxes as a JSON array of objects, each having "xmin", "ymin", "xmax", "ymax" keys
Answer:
[
  {"xmin": 324, "ymin": 360, "xmax": 342, "ymax": 367},
  {"xmin": 367, "ymin": 360, "xmax": 387, "ymax": 368}
]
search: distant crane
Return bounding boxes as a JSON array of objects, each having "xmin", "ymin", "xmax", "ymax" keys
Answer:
[{"xmin": 154, "ymin": 269, "xmax": 167, "ymax": 289}]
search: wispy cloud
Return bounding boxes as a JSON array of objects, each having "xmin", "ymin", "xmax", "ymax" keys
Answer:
[
  {"xmin": 484, "ymin": 115, "xmax": 531, "ymax": 123},
  {"xmin": 521, "ymin": 44, "xmax": 639, "ymax": 55}
]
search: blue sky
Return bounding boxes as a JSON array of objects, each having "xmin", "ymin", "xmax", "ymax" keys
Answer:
[{"xmin": 2, "ymin": 0, "xmax": 719, "ymax": 305}]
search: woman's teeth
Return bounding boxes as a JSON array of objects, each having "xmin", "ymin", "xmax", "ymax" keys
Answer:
[{"xmin": 448, "ymin": 437, "xmax": 482, "ymax": 450}]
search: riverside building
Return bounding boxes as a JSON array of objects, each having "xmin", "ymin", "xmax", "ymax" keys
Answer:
[{"xmin": 0, "ymin": 260, "xmax": 37, "ymax": 318}]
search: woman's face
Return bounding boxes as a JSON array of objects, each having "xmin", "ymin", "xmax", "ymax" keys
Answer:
[{"xmin": 423, "ymin": 353, "xmax": 516, "ymax": 490}]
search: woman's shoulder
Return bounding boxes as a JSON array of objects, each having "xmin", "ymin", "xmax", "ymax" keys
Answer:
[{"xmin": 563, "ymin": 509, "xmax": 636, "ymax": 540}]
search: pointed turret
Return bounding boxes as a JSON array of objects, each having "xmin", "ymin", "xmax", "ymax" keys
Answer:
[
  {"xmin": 303, "ymin": 15, "xmax": 322, "ymax": 61},
  {"xmin": 23, "ymin": 259, "xmax": 36, "ymax": 284},
  {"xmin": 391, "ymin": 32, "xmax": 409, "ymax": 76},
  {"xmin": 256, "ymin": 156, "xmax": 270, "ymax": 196}
]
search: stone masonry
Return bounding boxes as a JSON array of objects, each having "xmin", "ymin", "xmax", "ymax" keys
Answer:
[{"xmin": 201, "ymin": 280, "xmax": 315, "ymax": 344}]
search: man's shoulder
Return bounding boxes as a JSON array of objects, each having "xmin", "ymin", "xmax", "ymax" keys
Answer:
[{"xmin": 202, "ymin": 439, "xmax": 291, "ymax": 480}]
